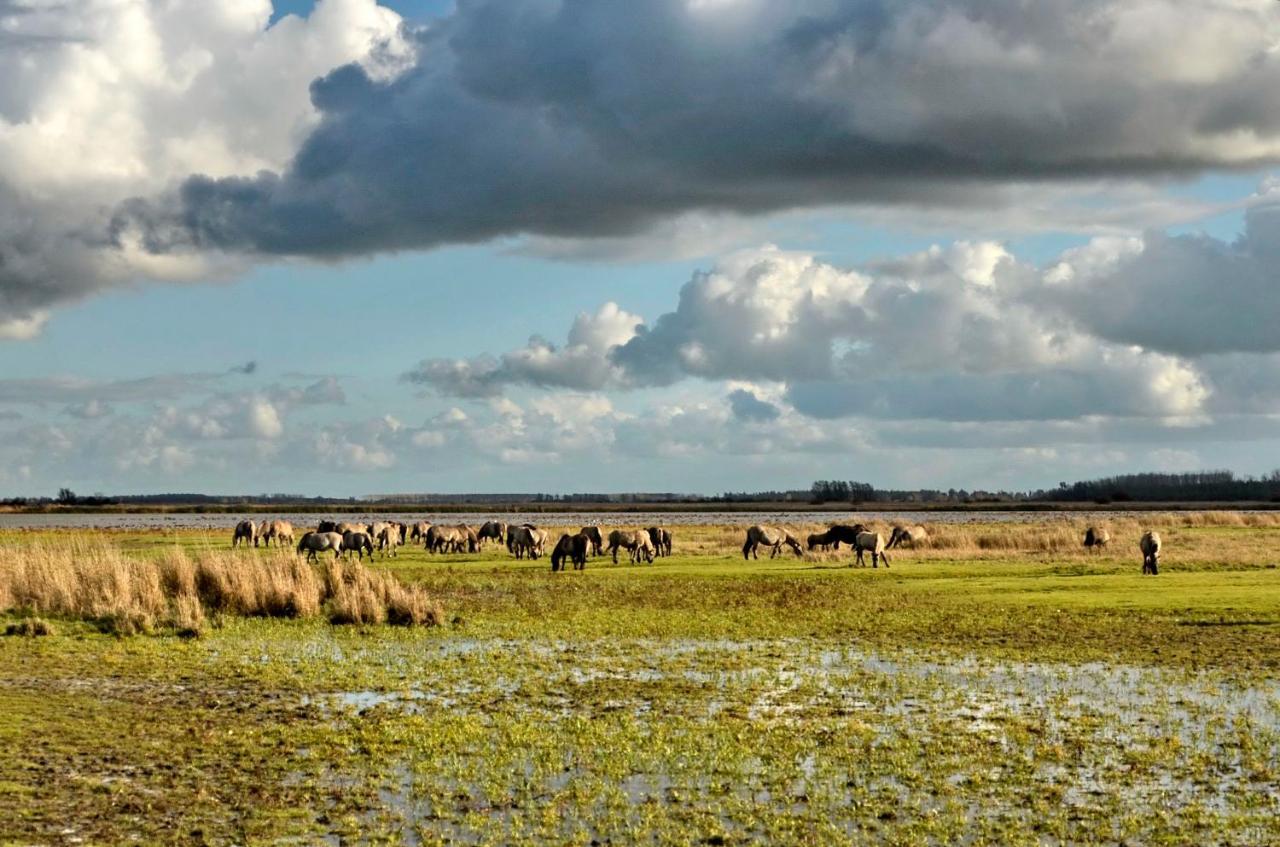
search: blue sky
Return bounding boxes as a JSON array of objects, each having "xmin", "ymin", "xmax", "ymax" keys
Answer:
[{"xmin": 1, "ymin": 1, "xmax": 1279, "ymax": 496}]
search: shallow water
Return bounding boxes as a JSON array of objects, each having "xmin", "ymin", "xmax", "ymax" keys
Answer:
[
  {"xmin": 294, "ymin": 638, "xmax": 1280, "ymax": 842},
  {"xmin": 0, "ymin": 508, "xmax": 1246, "ymax": 530}
]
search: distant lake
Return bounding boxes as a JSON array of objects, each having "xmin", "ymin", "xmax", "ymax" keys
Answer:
[{"xmin": 0, "ymin": 509, "xmax": 1234, "ymax": 531}]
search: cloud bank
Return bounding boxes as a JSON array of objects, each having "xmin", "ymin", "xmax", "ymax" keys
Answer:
[
  {"xmin": 7, "ymin": 0, "xmax": 1280, "ymax": 328},
  {"xmin": 406, "ymin": 208, "xmax": 1280, "ymax": 426}
]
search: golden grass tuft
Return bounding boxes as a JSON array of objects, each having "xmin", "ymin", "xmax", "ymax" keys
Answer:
[
  {"xmin": 0, "ymin": 540, "xmax": 441, "ymax": 635},
  {"xmin": 325, "ymin": 560, "xmax": 442, "ymax": 626}
]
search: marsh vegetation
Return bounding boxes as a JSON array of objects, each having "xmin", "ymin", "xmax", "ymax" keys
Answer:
[{"xmin": 1, "ymin": 513, "xmax": 1278, "ymax": 844}]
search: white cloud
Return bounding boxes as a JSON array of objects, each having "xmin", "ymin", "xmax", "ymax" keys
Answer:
[
  {"xmin": 246, "ymin": 398, "xmax": 283, "ymax": 439},
  {"xmin": 411, "ymin": 240, "xmax": 1232, "ymax": 425},
  {"xmin": 404, "ymin": 302, "xmax": 644, "ymax": 395},
  {"xmin": 0, "ymin": 310, "xmax": 49, "ymax": 340},
  {"xmin": 0, "ymin": 0, "xmax": 409, "ymax": 331}
]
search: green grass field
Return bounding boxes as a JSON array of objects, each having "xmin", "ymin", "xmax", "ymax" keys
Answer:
[{"xmin": 2, "ymin": 519, "xmax": 1279, "ymax": 844}]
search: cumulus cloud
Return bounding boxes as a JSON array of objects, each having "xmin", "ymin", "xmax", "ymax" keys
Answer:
[
  {"xmin": 403, "ymin": 302, "xmax": 643, "ymax": 396},
  {"xmin": 409, "ymin": 241, "xmax": 1235, "ymax": 424},
  {"xmin": 0, "ymin": 0, "xmax": 409, "ymax": 330},
  {"xmin": 1039, "ymin": 191, "xmax": 1280, "ymax": 355}
]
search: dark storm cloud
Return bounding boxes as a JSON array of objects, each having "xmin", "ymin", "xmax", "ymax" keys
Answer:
[{"xmin": 116, "ymin": 0, "xmax": 1280, "ymax": 261}]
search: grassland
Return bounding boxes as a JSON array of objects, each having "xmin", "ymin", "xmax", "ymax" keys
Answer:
[{"xmin": 2, "ymin": 514, "xmax": 1279, "ymax": 845}]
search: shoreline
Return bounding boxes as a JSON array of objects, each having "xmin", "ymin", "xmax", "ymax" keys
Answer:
[{"xmin": 2, "ymin": 500, "xmax": 1279, "ymax": 516}]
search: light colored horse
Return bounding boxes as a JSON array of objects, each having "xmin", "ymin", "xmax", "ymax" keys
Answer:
[
  {"xmin": 607, "ymin": 530, "xmax": 647, "ymax": 564},
  {"xmin": 1140, "ymin": 531, "xmax": 1161, "ymax": 575},
  {"xmin": 297, "ymin": 531, "xmax": 343, "ymax": 561},
  {"xmin": 377, "ymin": 524, "xmax": 401, "ymax": 557},
  {"xmin": 853, "ymin": 531, "xmax": 889, "ymax": 568},
  {"xmin": 233, "ymin": 519, "xmax": 257, "ymax": 548},
  {"xmin": 1083, "ymin": 527, "xmax": 1110, "ymax": 552},
  {"xmin": 409, "ymin": 521, "xmax": 432, "ymax": 542},
  {"xmin": 426, "ymin": 525, "xmax": 462, "ymax": 553},
  {"xmin": 457, "ymin": 524, "xmax": 480, "ymax": 553},
  {"xmin": 342, "ymin": 530, "xmax": 374, "ymax": 560},
  {"xmin": 261, "ymin": 520, "xmax": 295, "ymax": 548},
  {"xmin": 887, "ymin": 525, "xmax": 929, "ymax": 549},
  {"xmin": 742, "ymin": 525, "xmax": 802, "ymax": 560}
]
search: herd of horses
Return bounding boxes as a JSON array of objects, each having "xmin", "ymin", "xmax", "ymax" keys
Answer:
[
  {"xmin": 231, "ymin": 518, "xmax": 676, "ymax": 571},
  {"xmin": 231, "ymin": 517, "xmax": 1164, "ymax": 574}
]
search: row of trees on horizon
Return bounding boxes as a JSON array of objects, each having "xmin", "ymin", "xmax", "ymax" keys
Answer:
[{"xmin": 5, "ymin": 470, "xmax": 1280, "ymax": 508}]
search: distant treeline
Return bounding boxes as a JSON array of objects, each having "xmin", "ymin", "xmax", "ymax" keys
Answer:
[
  {"xmin": 807, "ymin": 471, "xmax": 1280, "ymax": 504},
  {"xmin": 5, "ymin": 470, "xmax": 1280, "ymax": 510},
  {"xmin": 1039, "ymin": 471, "xmax": 1280, "ymax": 503}
]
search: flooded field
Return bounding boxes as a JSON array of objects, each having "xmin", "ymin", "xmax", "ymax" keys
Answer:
[
  {"xmin": 2, "ymin": 518, "xmax": 1279, "ymax": 844},
  {"xmin": 293, "ymin": 638, "xmax": 1280, "ymax": 844}
]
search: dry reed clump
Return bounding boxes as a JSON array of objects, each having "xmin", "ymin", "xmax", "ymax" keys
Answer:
[
  {"xmin": 324, "ymin": 560, "xmax": 443, "ymax": 627},
  {"xmin": 0, "ymin": 541, "xmax": 442, "ymax": 635}
]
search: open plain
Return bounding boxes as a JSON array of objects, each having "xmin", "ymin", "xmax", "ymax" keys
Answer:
[{"xmin": 2, "ymin": 512, "xmax": 1279, "ymax": 845}]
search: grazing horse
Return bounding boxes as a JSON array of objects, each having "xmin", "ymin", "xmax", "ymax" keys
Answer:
[
  {"xmin": 853, "ymin": 531, "xmax": 889, "ymax": 568},
  {"xmin": 426, "ymin": 525, "xmax": 462, "ymax": 553},
  {"xmin": 507, "ymin": 525, "xmax": 547, "ymax": 559},
  {"xmin": 607, "ymin": 530, "xmax": 651, "ymax": 564},
  {"xmin": 742, "ymin": 525, "xmax": 803, "ymax": 560},
  {"xmin": 233, "ymin": 520, "xmax": 257, "ymax": 548},
  {"xmin": 409, "ymin": 521, "xmax": 432, "ymax": 542},
  {"xmin": 807, "ymin": 532, "xmax": 832, "ymax": 551},
  {"xmin": 457, "ymin": 525, "xmax": 480, "ymax": 554},
  {"xmin": 261, "ymin": 520, "xmax": 295, "ymax": 548},
  {"xmin": 579, "ymin": 526, "xmax": 604, "ymax": 557},
  {"xmin": 646, "ymin": 527, "xmax": 673, "ymax": 557},
  {"xmin": 297, "ymin": 531, "xmax": 344, "ymax": 561},
  {"xmin": 887, "ymin": 525, "xmax": 928, "ymax": 549},
  {"xmin": 377, "ymin": 524, "xmax": 401, "ymax": 557},
  {"xmin": 551, "ymin": 533, "xmax": 590, "ymax": 572},
  {"xmin": 634, "ymin": 533, "xmax": 656, "ymax": 564},
  {"xmin": 478, "ymin": 521, "xmax": 508, "ymax": 546},
  {"xmin": 342, "ymin": 531, "xmax": 374, "ymax": 560},
  {"xmin": 818, "ymin": 524, "xmax": 867, "ymax": 550},
  {"xmin": 1083, "ymin": 527, "xmax": 1110, "ymax": 553},
  {"xmin": 1140, "ymin": 531, "xmax": 1161, "ymax": 575}
]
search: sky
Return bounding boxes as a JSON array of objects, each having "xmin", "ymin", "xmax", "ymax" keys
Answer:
[{"xmin": 2, "ymin": 0, "xmax": 1280, "ymax": 497}]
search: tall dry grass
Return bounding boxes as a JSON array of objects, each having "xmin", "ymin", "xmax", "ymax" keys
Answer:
[{"xmin": 0, "ymin": 540, "xmax": 442, "ymax": 635}]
